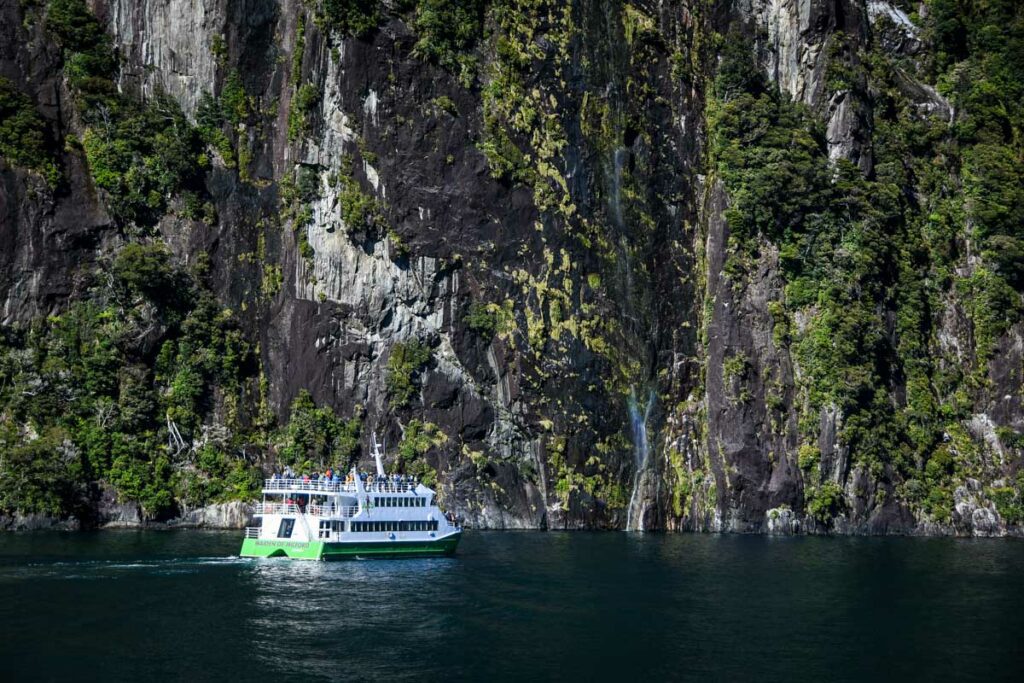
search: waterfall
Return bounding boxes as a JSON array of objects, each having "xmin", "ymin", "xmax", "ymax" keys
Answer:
[{"xmin": 626, "ymin": 388, "xmax": 655, "ymax": 531}]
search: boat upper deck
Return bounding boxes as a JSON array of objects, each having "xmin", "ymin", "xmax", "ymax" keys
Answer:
[{"xmin": 263, "ymin": 478, "xmax": 421, "ymax": 495}]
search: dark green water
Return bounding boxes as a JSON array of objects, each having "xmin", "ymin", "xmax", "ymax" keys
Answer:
[{"xmin": 1, "ymin": 531, "xmax": 1022, "ymax": 682}]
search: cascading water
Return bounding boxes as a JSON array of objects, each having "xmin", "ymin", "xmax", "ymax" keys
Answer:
[{"xmin": 626, "ymin": 388, "xmax": 655, "ymax": 531}]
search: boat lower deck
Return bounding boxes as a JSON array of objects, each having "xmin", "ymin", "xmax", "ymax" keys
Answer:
[{"xmin": 240, "ymin": 533, "xmax": 460, "ymax": 560}]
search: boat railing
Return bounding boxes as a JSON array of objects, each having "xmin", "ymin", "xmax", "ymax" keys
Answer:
[
  {"xmin": 255, "ymin": 503, "xmax": 301, "ymax": 515},
  {"xmin": 307, "ymin": 504, "xmax": 360, "ymax": 518},
  {"xmin": 244, "ymin": 527, "xmax": 260, "ymax": 538},
  {"xmin": 255, "ymin": 503, "xmax": 360, "ymax": 517},
  {"xmin": 263, "ymin": 478, "xmax": 353, "ymax": 493},
  {"xmin": 366, "ymin": 482, "xmax": 417, "ymax": 493},
  {"xmin": 263, "ymin": 478, "xmax": 419, "ymax": 494}
]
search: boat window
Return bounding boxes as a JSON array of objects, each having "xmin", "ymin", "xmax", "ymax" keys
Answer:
[{"xmin": 277, "ymin": 519, "xmax": 295, "ymax": 539}]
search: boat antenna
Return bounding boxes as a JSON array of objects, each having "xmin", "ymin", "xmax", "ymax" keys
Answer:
[{"xmin": 372, "ymin": 431, "xmax": 386, "ymax": 477}]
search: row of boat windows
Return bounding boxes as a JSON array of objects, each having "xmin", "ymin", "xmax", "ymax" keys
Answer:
[
  {"xmin": 374, "ymin": 496, "xmax": 426, "ymax": 507},
  {"xmin": 351, "ymin": 521, "xmax": 438, "ymax": 532},
  {"xmin": 310, "ymin": 520, "xmax": 440, "ymax": 537}
]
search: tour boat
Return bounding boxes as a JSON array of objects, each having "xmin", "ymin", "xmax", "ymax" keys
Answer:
[{"xmin": 240, "ymin": 435, "xmax": 461, "ymax": 560}]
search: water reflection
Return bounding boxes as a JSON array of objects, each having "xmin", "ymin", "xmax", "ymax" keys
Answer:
[{"xmin": 247, "ymin": 558, "xmax": 460, "ymax": 678}]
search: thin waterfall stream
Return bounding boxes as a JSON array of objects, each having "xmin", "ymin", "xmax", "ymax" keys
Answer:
[{"xmin": 626, "ymin": 388, "xmax": 655, "ymax": 531}]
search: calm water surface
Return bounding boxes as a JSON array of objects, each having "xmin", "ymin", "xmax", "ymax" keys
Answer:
[{"xmin": 1, "ymin": 531, "xmax": 1022, "ymax": 681}]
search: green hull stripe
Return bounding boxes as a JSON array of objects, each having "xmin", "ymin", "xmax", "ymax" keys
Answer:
[
  {"xmin": 240, "ymin": 538, "xmax": 325, "ymax": 560},
  {"xmin": 240, "ymin": 534, "xmax": 460, "ymax": 560}
]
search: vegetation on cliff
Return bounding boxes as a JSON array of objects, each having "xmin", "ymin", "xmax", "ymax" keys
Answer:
[
  {"xmin": 0, "ymin": 77, "xmax": 59, "ymax": 185},
  {"xmin": 707, "ymin": 0, "xmax": 1024, "ymax": 526}
]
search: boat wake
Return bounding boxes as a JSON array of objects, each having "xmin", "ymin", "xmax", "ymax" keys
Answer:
[{"xmin": 3, "ymin": 556, "xmax": 250, "ymax": 580}]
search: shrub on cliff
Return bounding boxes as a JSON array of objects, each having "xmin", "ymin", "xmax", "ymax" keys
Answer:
[
  {"xmin": 396, "ymin": 420, "xmax": 447, "ymax": 487},
  {"xmin": 81, "ymin": 96, "xmax": 206, "ymax": 226},
  {"xmin": 0, "ymin": 78, "xmax": 59, "ymax": 185},
  {"xmin": 317, "ymin": 0, "xmax": 380, "ymax": 38},
  {"xmin": 805, "ymin": 481, "xmax": 845, "ymax": 525},
  {"xmin": 288, "ymin": 83, "xmax": 320, "ymax": 142},
  {"xmin": 386, "ymin": 339, "xmax": 432, "ymax": 408},
  {"xmin": 412, "ymin": 0, "xmax": 484, "ymax": 83}
]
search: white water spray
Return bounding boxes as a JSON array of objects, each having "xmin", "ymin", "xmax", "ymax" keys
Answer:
[{"xmin": 626, "ymin": 388, "xmax": 655, "ymax": 531}]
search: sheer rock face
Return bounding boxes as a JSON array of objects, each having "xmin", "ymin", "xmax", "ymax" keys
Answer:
[
  {"xmin": 170, "ymin": 501, "xmax": 254, "ymax": 529},
  {"xmin": 104, "ymin": 0, "xmax": 228, "ymax": 118},
  {"xmin": 2, "ymin": 0, "xmax": 1022, "ymax": 535}
]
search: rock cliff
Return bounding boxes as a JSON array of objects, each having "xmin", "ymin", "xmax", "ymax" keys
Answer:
[{"xmin": 1, "ymin": 0, "xmax": 1022, "ymax": 535}]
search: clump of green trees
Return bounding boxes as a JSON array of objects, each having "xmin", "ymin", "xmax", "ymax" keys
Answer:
[
  {"xmin": 0, "ymin": 244, "xmax": 367, "ymax": 521},
  {"xmin": 0, "ymin": 243, "xmax": 251, "ymax": 518}
]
